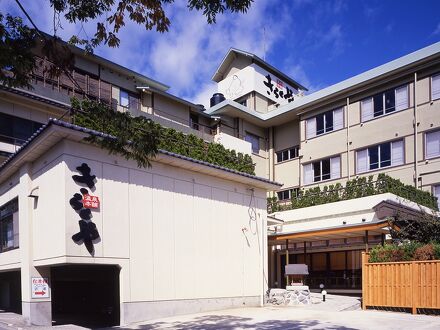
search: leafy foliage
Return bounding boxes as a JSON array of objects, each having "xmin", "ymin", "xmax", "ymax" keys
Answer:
[
  {"xmin": 72, "ymin": 98, "xmax": 162, "ymax": 168},
  {"xmin": 0, "ymin": 14, "xmax": 37, "ymax": 88},
  {"xmin": 388, "ymin": 209, "xmax": 440, "ymax": 244},
  {"xmin": 369, "ymin": 242, "xmax": 440, "ymax": 263},
  {"xmin": 72, "ymin": 99, "xmax": 255, "ymax": 174},
  {"xmin": 267, "ymin": 173, "xmax": 438, "ymax": 213}
]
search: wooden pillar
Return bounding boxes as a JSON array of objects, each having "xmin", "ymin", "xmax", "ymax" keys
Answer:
[
  {"xmin": 361, "ymin": 252, "xmax": 368, "ymax": 310},
  {"xmin": 365, "ymin": 230, "xmax": 369, "ymax": 252},
  {"xmin": 285, "ymin": 239, "xmax": 289, "ymax": 287},
  {"xmin": 381, "ymin": 233, "xmax": 385, "ymax": 246},
  {"xmin": 303, "ymin": 241, "xmax": 307, "ymax": 261},
  {"xmin": 276, "ymin": 251, "xmax": 281, "ymax": 288}
]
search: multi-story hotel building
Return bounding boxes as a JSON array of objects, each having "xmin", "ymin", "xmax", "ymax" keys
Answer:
[
  {"xmin": 0, "ymin": 39, "xmax": 439, "ymax": 324},
  {"xmin": 205, "ymin": 43, "xmax": 440, "ymax": 292}
]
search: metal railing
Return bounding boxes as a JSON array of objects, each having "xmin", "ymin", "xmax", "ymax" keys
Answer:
[{"xmin": 0, "ymin": 134, "xmax": 28, "ymax": 154}]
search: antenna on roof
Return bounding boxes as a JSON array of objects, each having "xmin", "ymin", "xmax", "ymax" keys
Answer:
[{"xmin": 263, "ymin": 27, "xmax": 266, "ymax": 61}]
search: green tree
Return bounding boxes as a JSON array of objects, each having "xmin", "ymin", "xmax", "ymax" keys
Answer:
[{"xmin": 1, "ymin": 0, "xmax": 254, "ymax": 87}]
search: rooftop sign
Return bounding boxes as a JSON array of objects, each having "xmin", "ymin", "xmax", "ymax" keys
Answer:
[{"xmin": 218, "ymin": 63, "xmax": 300, "ymax": 106}]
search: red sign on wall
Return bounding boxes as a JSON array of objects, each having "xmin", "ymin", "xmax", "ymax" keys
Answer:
[{"xmin": 82, "ymin": 194, "xmax": 100, "ymax": 209}]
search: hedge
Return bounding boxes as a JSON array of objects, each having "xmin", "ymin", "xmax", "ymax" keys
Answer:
[
  {"xmin": 268, "ymin": 174, "xmax": 438, "ymax": 213},
  {"xmin": 368, "ymin": 242, "xmax": 440, "ymax": 263}
]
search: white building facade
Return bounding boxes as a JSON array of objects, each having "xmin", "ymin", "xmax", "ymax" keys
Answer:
[{"xmin": 0, "ymin": 121, "xmax": 279, "ymax": 326}]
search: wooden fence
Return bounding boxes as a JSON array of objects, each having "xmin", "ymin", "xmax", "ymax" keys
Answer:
[{"xmin": 362, "ymin": 252, "xmax": 440, "ymax": 313}]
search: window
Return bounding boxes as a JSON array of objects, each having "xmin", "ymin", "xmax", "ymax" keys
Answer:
[
  {"xmin": 356, "ymin": 140, "xmax": 404, "ymax": 173},
  {"xmin": 0, "ymin": 113, "xmax": 43, "ymax": 146},
  {"xmin": 276, "ymin": 146, "xmax": 299, "ymax": 163},
  {"xmin": 238, "ymin": 99, "xmax": 247, "ymax": 107},
  {"xmin": 277, "ymin": 188, "xmax": 299, "ymax": 201},
  {"xmin": 119, "ymin": 89, "xmax": 130, "ymax": 107},
  {"xmin": 361, "ymin": 85, "xmax": 408, "ymax": 121},
  {"xmin": 119, "ymin": 89, "xmax": 140, "ymax": 111},
  {"xmin": 245, "ymin": 132, "xmax": 260, "ymax": 153},
  {"xmin": 426, "ymin": 130, "xmax": 440, "ymax": 159},
  {"xmin": 0, "ymin": 198, "xmax": 19, "ymax": 253},
  {"xmin": 190, "ymin": 113, "xmax": 199, "ymax": 130},
  {"xmin": 306, "ymin": 107, "xmax": 343, "ymax": 139},
  {"xmin": 433, "ymin": 185, "xmax": 440, "ymax": 210},
  {"xmin": 303, "ymin": 156, "xmax": 341, "ymax": 184},
  {"xmin": 432, "ymin": 74, "xmax": 440, "ymax": 101}
]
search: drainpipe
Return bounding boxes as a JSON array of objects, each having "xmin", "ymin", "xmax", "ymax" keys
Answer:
[
  {"xmin": 414, "ymin": 72, "xmax": 419, "ymax": 188},
  {"xmin": 268, "ymin": 127, "xmax": 274, "ymax": 196},
  {"xmin": 346, "ymin": 97, "xmax": 350, "ymax": 180}
]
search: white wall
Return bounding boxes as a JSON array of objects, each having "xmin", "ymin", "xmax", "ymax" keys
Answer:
[{"xmin": 3, "ymin": 139, "xmax": 268, "ymax": 306}]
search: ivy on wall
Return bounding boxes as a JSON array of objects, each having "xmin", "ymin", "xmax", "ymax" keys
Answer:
[
  {"xmin": 268, "ymin": 173, "xmax": 439, "ymax": 213},
  {"xmin": 71, "ymin": 99, "xmax": 255, "ymax": 175}
]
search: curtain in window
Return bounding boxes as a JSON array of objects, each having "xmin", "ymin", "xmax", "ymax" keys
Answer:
[
  {"xmin": 432, "ymin": 75, "xmax": 440, "ymax": 100},
  {"xmin": 356, "ymin": 149, "xmax": 368, "ymax": 173},
  {"xmin": 330, "ymin": 156, "xmax": 341, "ymax": 179},
  {"xmin": 333, "ymin": 108, "xmax": 344, "ymax": 130},
  {"xmin": 303, "ymin": 163, "xmax": 313, "ymax": 185},
  {"xmin": 361, "ymin": 97, "xmax": 374, "ymax": 122},
  {"xmin": 395, "ymin": 85, "xmax": 408, "ymax": 111},
  {"xmin": 391, "ymin": 140, "xmax": 404, "ymax": 166},
  {"xmin": 306, "ymin": 118, "xmax": 316, "ymax": 139},
  {"xmin": 426, "ymin": 130, "xmax": 440, "ymax": 159}
]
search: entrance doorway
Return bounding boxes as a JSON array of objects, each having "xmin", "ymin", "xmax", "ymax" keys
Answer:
[
  {"xmin": 0, "ymin": 271, "xmax": 21, "ymax": 313},
  {"xmin": 51, "ymin": 265, "xmax": 120, "ymax": 327}
]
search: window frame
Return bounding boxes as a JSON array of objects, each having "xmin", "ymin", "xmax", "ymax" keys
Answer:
[
  {"xmin": 277, "ymin": 188, "xmax": 300, "ymax": 201},
  {"xmin": 432, "ymin": 73, "xmax": 440, "ymax": 101},
  {"xmin": 305, "ymin": 107, "xmax": 344, "ymax": 140},
  {"xmin": 303, "ymin": 155, "xmax": 341, "ymax": 185},
  {"xmin": 0, "ymin": 198, "xmax": 19, "ymax": 253},
  {"xmin": 276, "ymin": 146, "xmax": 300, "ymax": 163},
  {"xmin": 432, "ymin": 184, "xmax": 440, "ymax": 210},
  {"xmin": 360, "ymin": 84, "xmax": 409, "ymax": 123},
  {"xmin": 425, "ymin": 129, "xmax": 440, "ymax": 160},
  {"xmin": 355, "ymin": 139, "xmax": 405, "ymax": 174},
  {"xmin": 245, "ymin": 132, "xmax": 260, "ymax": 154},
  {"xmin": 119, "ymin": 89, "xmax": 130, "ymax": 108}
]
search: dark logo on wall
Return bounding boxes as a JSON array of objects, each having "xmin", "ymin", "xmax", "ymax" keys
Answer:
[
  {"xmin": 69, "ymin": 163, "xmax": 100, "ymax": 255},
  {"xmin": 263, "ymin": 74, "xmax": 295, "ymax": 103}
]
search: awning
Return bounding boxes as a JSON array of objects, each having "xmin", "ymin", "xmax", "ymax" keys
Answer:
[{"xmin": 270, "ymin": 220, "xmax": 396, "ymax": 243}]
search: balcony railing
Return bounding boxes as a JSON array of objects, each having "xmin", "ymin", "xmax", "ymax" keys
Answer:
[
  {"xmin": 0, "ymin": 134, "xmax": 28, "ymax": 155},
  {"xmin": 268, "ymin": 174, "xmax": 439, "ymax": 213}
]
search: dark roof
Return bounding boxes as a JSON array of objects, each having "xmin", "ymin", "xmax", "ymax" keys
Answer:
[{"xmin": 0, "ymin": 119, "xmax": 282, "ymax": 188}]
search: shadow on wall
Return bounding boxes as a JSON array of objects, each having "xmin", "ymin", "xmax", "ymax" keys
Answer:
[{"xmin": 114, "ymin": 314, "xmax": 358, "ymax": 330}]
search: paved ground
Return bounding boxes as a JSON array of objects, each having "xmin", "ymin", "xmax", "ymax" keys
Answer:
[{"xmin": 1, "ymin": 294, "xmax": 440, "ymax": 330}]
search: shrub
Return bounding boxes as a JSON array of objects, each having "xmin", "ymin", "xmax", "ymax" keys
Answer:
[
  {"xmin": 414, "ymin": 244, "xmax": 436, "ymax": 261},
  {"xmin": 368, "ymin": 242, "xmax": 439, "ymax": 263}
]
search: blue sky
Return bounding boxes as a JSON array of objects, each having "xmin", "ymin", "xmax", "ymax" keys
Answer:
[{"xmin": 2, "ymin": 0, "xmax": 440, "ymax": 107}]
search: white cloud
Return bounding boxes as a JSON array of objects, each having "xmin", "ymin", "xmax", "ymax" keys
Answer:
[{"xmin": 432, "ymin": 23, "xmax": 440, "ymax": 36}]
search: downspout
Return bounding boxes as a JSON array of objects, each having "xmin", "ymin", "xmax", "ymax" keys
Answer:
[
  {"xmin": 346, "ymin": 97, "xmax": 350, "ymax": 180},
  {"xmin": 414, "ymin": 72, "xmax": 419, "ymax": 188}
]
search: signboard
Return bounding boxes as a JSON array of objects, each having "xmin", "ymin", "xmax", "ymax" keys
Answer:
[
  {"xmin": 82, "ymin": 194, "xmax": 100, "ymax": 209},
  {"xmin": 31, "ymin": 277, "xmax": 50, "ymax": 298},
  {"xmin": 217, "ymin": 63, "xmax": 300, "ymax": 106}
]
